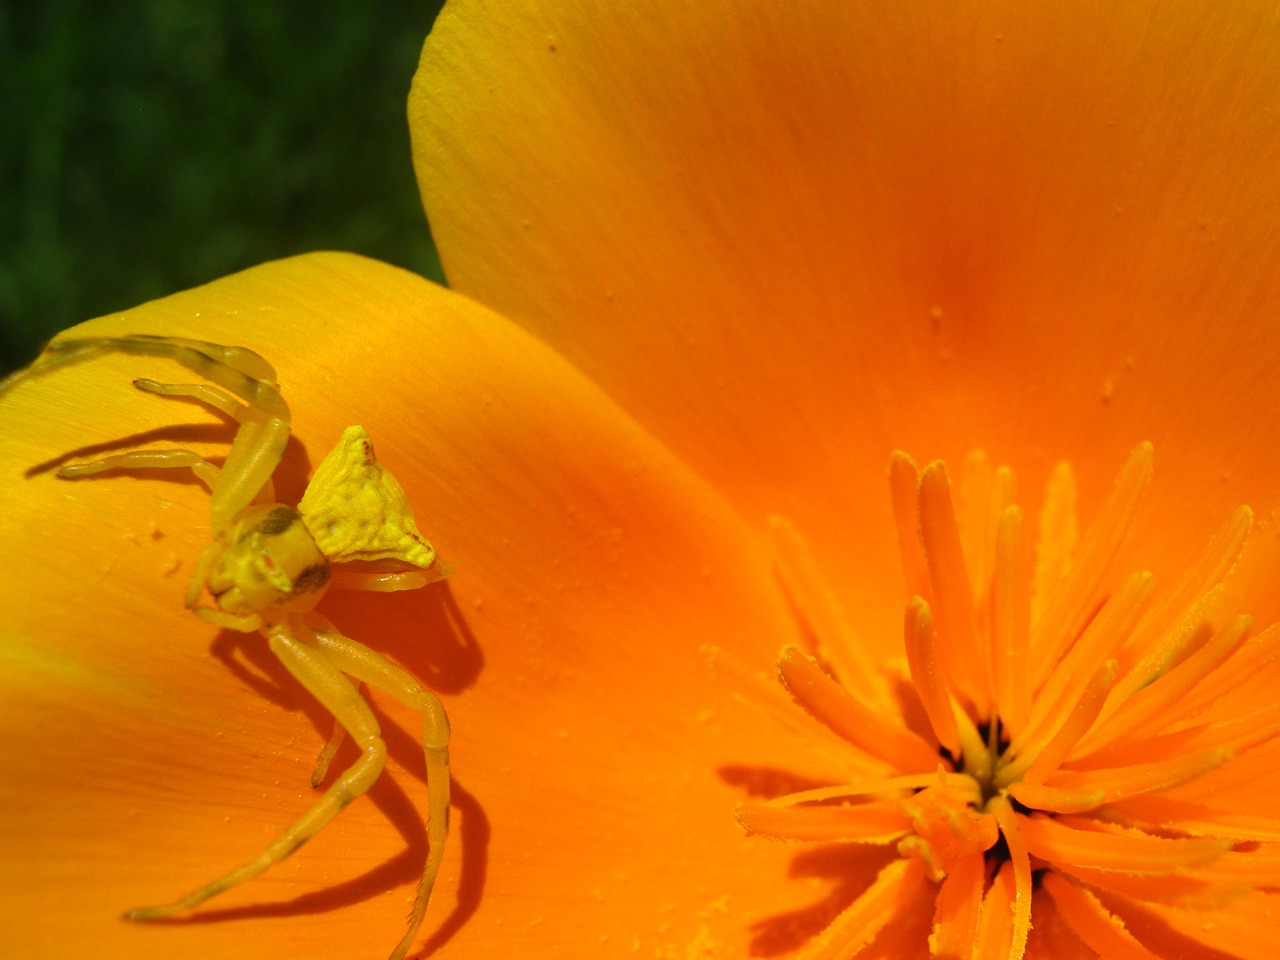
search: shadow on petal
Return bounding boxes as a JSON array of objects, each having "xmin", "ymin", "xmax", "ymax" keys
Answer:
[{"xmin": 748, "ymin": 844, "xmax": 898, "ymax": 958}]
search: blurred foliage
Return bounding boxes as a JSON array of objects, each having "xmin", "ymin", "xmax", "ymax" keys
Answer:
[{"xmin": 0, "ymin": 0, "xmax": 448, "ymax": 375}]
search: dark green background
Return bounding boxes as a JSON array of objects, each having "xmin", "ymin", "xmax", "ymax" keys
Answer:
[{"xmin": 1, "ymin": 0, "xmax": 449, "ymax": 376}]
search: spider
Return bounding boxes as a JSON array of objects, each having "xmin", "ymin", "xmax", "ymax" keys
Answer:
[{"xmin": 4, "ymin": 334, "xmax": 451, "ymax": 960}]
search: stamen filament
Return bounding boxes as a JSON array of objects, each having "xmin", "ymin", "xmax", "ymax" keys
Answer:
[
  {"xmin": 904, "ymin": 597, "xmax": 961, "ymax": 757},
  {"xmin": 919, "ymin": 461, "xmax": 988, "ymax": 714},
  {"xmin": 954, "ymin": 700, "xmax": 992, "ymax": 787},
  {"xmin": 1005, "ymin": 782, "xmax": 1106, "ymax": 814},
  {"xmin": 1080, "ymin": 615, "xmax": 1251, "ymax": 755},
  {"xmin": 1031, "ymin": 459, "xmax": 1078, "ymax": 627},
  {"xmin": 972, "ymin": 861, "xmax": 1017, "ymax": 956},
  {"xmin": 750, "ymin": 446, "xmax": 1274, "ymax": 960},
  {"xmin": 959, "ymin": 453, "xmax": 1015, "ymax": 599},
  {"xmin": 1115, "ymin": 505, "xmax": 1252, "ymax": 671},
  {"xmin": 930, "ymin": 852, "xmax": 984, "ymax": 956},
  {"xmin": 991, "ymin": 505, "xmax": 1031, "ymax": 736},
  {"xmin": 1040, "ymin": 746, "xmax": 1230, "ymax": 803},
  {"xmin": 1188, "ymin": 844, "xmax": 1280, "ymax": 886},
  {"xmin": 988, "ymin": 797, "xmax": 1032, "ymax": 960},
  {"xmin": 735, "ymin": 799, "xmax": 911, "ymax": 842},
  {"xmin": 1110, "ymin": 797, "xmax": 1280, "ymax": 841},
  {"xmin": 888, "ymin": 451, "xmax": 930, "ymax": 599},
  {"xmin": 1099, "ymin": 592, "xmax": 1221, "ymax": 721},
  {"xmin": 1009, "ymin": 572, "xmax": 1151, "ymax": 762},
  {"xmin": 1031, "ymin": 442, "xmax": 1153, "ymax": 685},
  {"xmin": 768, "ymin": 772, "xmax": 972, "ymax": 806},
  {"xmin": 1049, "ymin": 864, "xmax": 1242, "ymax": 909},
  {"xmin": 1041, "ymin": 873, "xmax": 1159, "ymax": 959},
  {"xmin": 1161, "ymin": 738, "xmax": 1280, "ymax": 802},
  {"xmin": 703, "ymin": 644, "xmax": 893, "ymax": 778},
  {"xmin": 794, "ymin": 858, "xmax": 928, "ymax": 960},
  {"xmin": 1166, "ymin": 623, "xmax": 1280, "ymax": 721},
  {"xmin": 776, "ymin": 646, "xmax": 940, "ymax": 772},
  {"xmin": 1000, "ymin": 660, "xmax": 1116, "ymax": 788},
  {"xmin": 770, "ymin": 516, "xmax": 888, "ymax": 708},
  {"xmin": 959, "ymin": 452, "xmax": 995, "ymax": 597},
  {"xmin": 1019, "ymin": 815, "xmax": 1230, "ymax": 872}
]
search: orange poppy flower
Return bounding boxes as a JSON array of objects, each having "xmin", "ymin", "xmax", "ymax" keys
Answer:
[{"xmin": 4, "ymin": 3, "xmax": 1280, "ymax": 959}]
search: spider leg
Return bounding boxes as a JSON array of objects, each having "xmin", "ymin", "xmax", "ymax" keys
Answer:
[
  {"xmin": 126, "ymin": 334, "xmax": 279, "ymax": 383},
  {"xmin": 309, "ymin": 618, "xmax": 450, "ymax": 960},
  {"xmin": 9, "ymin": 335, "xmax": 286, "ymax": 417},
  {"xmin": 327, "ymin": 560, "xmax": 455, "ymax": 594},
  {"xmin": 311, "ymin": 701, "xmax": 351, "ymax": 787},
  {"xmin": 133, "ymin": 377, "xmax": 246, "ymax": 419},
  {"xmin": 57, "ymin": 448, "xmax": 220, "ymax": 490},
  {"xmin": 13, "ymin": 335, "xmax": 293, "ymax": 528},
  {"xmin": 131, "ymin": 377, "xmax": 278, "ymax": 505},
  {"xmin": 56, "ymin": 447, "xmax": 231, "ymax": 607},
  {"xmin": 207, "ymin": 413, "xmax": 290, "ymax": 531},
  {"xmin": 125, "ymin": 625, "xmax": 387, "ymax": 924}
]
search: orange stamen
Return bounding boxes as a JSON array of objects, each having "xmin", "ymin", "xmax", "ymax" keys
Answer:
[
  {"xmin": 1115, "ymin": 505, "xmax": 1252, "ymax": 672},
  {"xmin": 1080, "ymin": 616, "xmax": 1251, "ymax": 755},
  {"xmin": 794, "ymin": 858, "xmax": 928, "ymax": 960},
  {"xmin": 1042, "ymin": 746, "xmax": 1230, "ymax": 804},
  {"xmin": 990, "ymin": 504, "xmax": 1031, "ymax": 736},
  {"xmin": 988, "ymin": 797, "xmax": 1032, "ymax": 960},
  {"xmin": 972, "ymin": 861, "xmax": 1017, "ymax": 957},
  {"xmin": 959, "ymin": 452, "xmax": 1014, "ymax": 600},
  {"xmin": 769, "ymin": 516, "xmax": 888, "ymax": 708},
  {"xmin": 1187, "ymin": 843, "xmax": 1280, "ymax": 887},
  {"xmin": 703, "ymin": 644, "xmax": 894, "ymax": 779},
  {"xmin": 1050, "ymin": 863, "xmax": 1245, "ymax": 910},
  {"xmin": 1031, "ymin": 442, "xmax": 1153, "ymax": 686},
  {"xmin": 888, "ymin": 451, "xmax": 929, "ymax": 599},
  {"xmin": 1110, "ymin": 795, "xmax": 1280, "ymax": 842},
  {"xmin": 918, "ymin": 461, "xmax": 988, "ymax": 713},
  {"xmin": 1019, "ymin": 814, "xmax": 1229, "ymax": 872},
  {"xmin": 903, "ymin": 597, "xmax": 961, "ymax": 757},
  {"xmin": 929, "ymin": 851, "xmax": 985, "ymax": 956},
  {"xmin": 1041, "ymin": 873, "xmax": 1159, "ymax": 959},
  {"xmin": 735, "ymin": 799, "xmax": 911, "ymax": 843},
  {"xmin": 1000, "ymin": 659, "xmax": 1116, "ymax": 787},
  {"xmin": 772, "ymin": 772, "xmax": 965, "ymax": 806},
  {"xmin": 1167, "ymin": 622, "xmax": 1280, "ymax": 721},
  {"xmin": 1006, "ymin": 781, "xmax": 1105, "ymax": 814},
  {"xmin": 776, "ymin": 645, "xmax": 940, "ymax": 772},
  {"xmin": 747, "ymin": 445, "xmax": 1276, "ymax": 960},
  {"xmin": 1031, "ymin": 459, "xmax": 1078, "ymax": 627},
  {"xmin": 1010, "ymin": 572, "xmax": 1151, "ymax": 762}
]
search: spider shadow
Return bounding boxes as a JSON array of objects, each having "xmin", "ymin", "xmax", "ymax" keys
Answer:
[
  {"xmin": 717, "ymin": 763, "xmax": 898, "ymax": 958},
  {"xmin": 205, "ymin": 581, "xmax": 487, "ymax": 955}
]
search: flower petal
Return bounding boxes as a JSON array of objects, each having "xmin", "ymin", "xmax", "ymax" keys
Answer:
[
  {"xmin": 411, "ymin": 2, "xmax": 1280, "ymax": 629},
  {"xmin": 0, "ymin": 253, "xmax": 814, "ymax": 957}
]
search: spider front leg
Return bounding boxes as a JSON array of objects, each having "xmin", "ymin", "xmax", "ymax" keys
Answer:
[
  {"xmin": 131, "ymin": 376, "xmax": 282, "ymax": 506},
  {"xmin": 26, "ymin": 335, "xmax": 292, "ymax": 528},
  {"xmin": 126, "ymin": 373, "xmax": 290, "ymax": 528},
  {"xmin": 58, "ymin": 447, "xmax": 221, "ymax": 489},
  {"xmin": 126, "ymin": 624, "xmax": 388, "ymax": 929}
]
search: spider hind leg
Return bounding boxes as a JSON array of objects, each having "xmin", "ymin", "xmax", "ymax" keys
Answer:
[{"xmin": 125, "ymin": 627, "xmax": 388, "ymax": 927}]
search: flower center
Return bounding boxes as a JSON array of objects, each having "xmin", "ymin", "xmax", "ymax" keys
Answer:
[{"xmin": 736, "ymin": 444, "xmax": 1273, "ymax": 958}]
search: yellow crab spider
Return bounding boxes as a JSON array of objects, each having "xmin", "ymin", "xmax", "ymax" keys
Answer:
[{"xmin": 5, "ymin": 334, "xmax": 451, "ymax": 960}]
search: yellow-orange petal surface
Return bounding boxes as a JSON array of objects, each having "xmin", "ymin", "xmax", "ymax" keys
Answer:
[
  {"xmin": 0, "ymin": 253, "xmax": 830, "ymax": 958},
  {"xmin": 410, "ymin": 1, "xmax": 1280, "ymax": 657}
]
